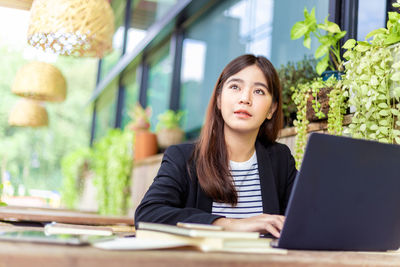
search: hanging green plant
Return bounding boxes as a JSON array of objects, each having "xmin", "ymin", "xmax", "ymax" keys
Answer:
[
  {"xmin": 342, "ymin": 0, "xmax": 400, "ymax": 144},
  {"xmin": 92, "ymin": 129, "xmax": 133, "ymax": 215},
  {"xmin": 292, "ymin": 77, "xmax": 341, "ymax": 168},
  {"xmin": 61, "ymin": 147, "xmax": 92, "ymax": 209}
]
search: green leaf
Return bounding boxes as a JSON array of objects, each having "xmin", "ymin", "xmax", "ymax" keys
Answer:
[
  {"xmin": 384, "ymin": 33, "xmax": 400, "ymax": 45},
  {"xmin": 391, "ymin": 72, "xmax": 400, "ymax": 81},
  {"xmin": 342, "ymin": 39, "xmax": 356, "ymax": 49},
  {"xmin": 370, "ymin": 124, "xmax": 379, "ymax": 131},
  {"xmin": 395, "ymin": 137, "xmax": 400, "ymax": 144},
  {"xmin": 379, "ymin": 110, "xmax": 390, "ymax": 116},
  {"xmin": 316, "ymin": 56, "xmax": 329, "ymax": 75},
  {"xmin": 291, "ymin": 21, "xmax": 308, "ymax": 40},
  {"xmin": 343, "ymin": 50, "xmax": 352, "ymax": 60},
  {"xmin": 303, "ymin": 33, "xmax": 311, "ymax": 49},
  {"xmin": 378, "ymin": 103, "xmax": 389, "ymax": 108},
  {"xmin": 314, "ymin": 44, "xmax": 329, "ymax": 59},
  {"xmin": 334, "ymin": 31, "xmax": 347, "ymax": 41},
  {"xmin": 360, "ymin": 124, "xmax": 367, "ymax": 131},
  {"xmin": 365, "ymin": 28, "xmax": 387, "ymax": 40}
]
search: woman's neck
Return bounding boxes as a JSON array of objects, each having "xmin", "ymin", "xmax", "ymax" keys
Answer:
[{"xmin": 224, "ymin": 130, "xmax": 258, "ymax": 162}]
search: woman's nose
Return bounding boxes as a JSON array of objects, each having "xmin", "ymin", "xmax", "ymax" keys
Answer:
[{"xmin": 239, "ymin": 89, "xmax": 252, "ymax": 105}]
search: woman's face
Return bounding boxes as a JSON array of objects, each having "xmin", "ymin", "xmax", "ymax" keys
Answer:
[{"xmin": 218, "ymin": 64, "xmax": 276, "ymax": 136}]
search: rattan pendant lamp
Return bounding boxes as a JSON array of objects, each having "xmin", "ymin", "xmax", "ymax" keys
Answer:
[
  {"xmin": 27, "ymin": 0, "xmax": 114, "ymax": 57},
  {"xmin": 8, "ymin": 98, "xmax": 48, "ymax": 127},
  {"xmin": 12, "ymin": 61, "xmax": 67, "ymax": 102}
]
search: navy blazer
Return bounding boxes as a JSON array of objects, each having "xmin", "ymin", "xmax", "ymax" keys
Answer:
[{"xmin": 134, "ymin": 140, "xmax": 297, "ymax": 227}]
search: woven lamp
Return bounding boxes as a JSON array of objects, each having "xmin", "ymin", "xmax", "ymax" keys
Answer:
[
  {"xmin": 27, "ymin": 0, "xmax": 114, "ymax": 57},
  {"xmin": 8, "ymin": 98, "xmax": 48, "ymax": 127},
  {"xmin": 12, "ymin": 61, "xmax": 66, "ymax": 102}
]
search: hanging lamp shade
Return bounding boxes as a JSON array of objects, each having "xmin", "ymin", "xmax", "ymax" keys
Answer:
[
  {"xmin": 12, "ymin": 61, "xmax": 67, "ymax": 102},
  {"xmin": 27, "ymin": 0, "xmax": 114, "ymax": 57},
  {"xmin": 8, "ymin": 98, "xmax": 48, "ymax": 127}
]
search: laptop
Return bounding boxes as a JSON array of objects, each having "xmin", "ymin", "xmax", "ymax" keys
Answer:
[{"xmin": 274, "ymin": 133, "xmax": 400, "ymax": 251}]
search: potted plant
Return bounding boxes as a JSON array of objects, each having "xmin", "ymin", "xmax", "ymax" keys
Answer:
[
  {"xmin": 290, "ymin": 7, "xmax": 347, "ymax": 76},
  {"xmin": 156, "ymin": 110, "xmax": 184, "ymax": 150},
  {"xmin": 127, "ymin": 103, "xmax": 158, "ymax": 161},
  {"xmin": 341, "ymin": 0, "xmax": 400, "ymax": 144},
  {"xmin": 290, "ymin": 7, "xmax": 349, "ymax": 167}
]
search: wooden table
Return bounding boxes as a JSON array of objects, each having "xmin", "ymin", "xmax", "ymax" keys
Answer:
[{"xmin": 0, "ymin": 240, "xmax": 400, "ymax": 267}]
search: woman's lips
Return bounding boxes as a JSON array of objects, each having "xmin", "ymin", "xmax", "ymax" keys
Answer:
[{"xmin": 234, "ymin": 110, "xmax": 252, "ymax": 118}]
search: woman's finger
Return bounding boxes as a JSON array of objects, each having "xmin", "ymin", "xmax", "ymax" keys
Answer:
[{"xmin": 265, "ymin": 224, "xmax": 281, "ymax": 238}]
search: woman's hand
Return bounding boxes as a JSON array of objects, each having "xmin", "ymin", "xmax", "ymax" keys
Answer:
[{"xmin": 212, "ymin": 214, "xmax": 285, "ymax": 238}]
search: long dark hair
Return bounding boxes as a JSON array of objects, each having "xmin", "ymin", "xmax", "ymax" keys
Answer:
[{"xmin": 193, "ymin": 54, "xmax": 283, "ymax": 205}]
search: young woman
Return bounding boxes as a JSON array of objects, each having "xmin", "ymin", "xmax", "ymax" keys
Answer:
[{"xmin": 135, "ymin": 54, "xmax": 297, "ymax": 238}]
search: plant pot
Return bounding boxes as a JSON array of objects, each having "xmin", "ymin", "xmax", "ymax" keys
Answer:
[
  {"xmin": 157, "ymin": 128, "xmax": 184, "ymax": 150},
  {"xmin": 134, "ymin": 131, "xmax": 158, "ymax": 161},
  {"xmin": 306, "ymin": 87, "xmax": 333, "ymax": 122},
  {"xmin": 321, "ymin": 70, "xmax": 343, "ymax": 81}
]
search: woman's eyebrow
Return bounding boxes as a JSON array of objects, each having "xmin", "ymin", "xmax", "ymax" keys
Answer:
[
  {"xmin": 254, "ymin": 82, "xmax": 268, "ymax": 89},
  {"xmin": 226, "ymin": 78, "xmax": 244, "ymax": 84}
]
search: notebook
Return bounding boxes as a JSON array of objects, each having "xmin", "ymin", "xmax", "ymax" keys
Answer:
[{"xmin": 274, "ymin": 133, "xmax": 400, "ymax": 251}]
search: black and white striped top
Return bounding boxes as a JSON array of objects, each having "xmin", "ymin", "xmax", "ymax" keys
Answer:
[{"xmin": 211, "ymin": 152, "xmax": 263, "ymax": 218}]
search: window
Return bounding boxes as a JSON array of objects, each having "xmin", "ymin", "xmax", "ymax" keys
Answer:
[
  {"xmin": 94, "ymin": 80, "xmax": 118, "ymax": 140},
  {"xmin": 126, "ymin": 0, "xmax": 178, "ymax": 54},
  {"xmin": 357, "ymin": 0, "xmax": 386, "ymax": 40},
  {"xmin": 146, "ymin": 41, "xmax": 173, "ymax": 131},
  {"xmin": 121, "ymin": 63, "xmax": 140, "ymax": 129},
  {"xmin": 179, "ymin": 0, "xmax": 329, "ymax": 136}
]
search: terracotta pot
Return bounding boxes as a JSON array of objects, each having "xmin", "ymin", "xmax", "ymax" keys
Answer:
[
  {"xmin": 134, "ymin": 131, "xmax": 158, "ymax": 161},
  {"xmin": 156, "ymin": 128, "xmax": 184, "ymax": 149}
]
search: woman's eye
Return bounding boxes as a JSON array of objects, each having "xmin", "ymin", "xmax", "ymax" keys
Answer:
[
  {"xmin": 254, "ymin": 89, "xmax": 265, "ymax": 95},
  {"xmin": 229, "ymin": 84, "xmax": 239, "ymax": 90}
]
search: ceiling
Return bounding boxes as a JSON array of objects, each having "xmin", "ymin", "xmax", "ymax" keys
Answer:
[{"xmin": 0, "ymin": 0, "xmax": 33, "ymax": 10}]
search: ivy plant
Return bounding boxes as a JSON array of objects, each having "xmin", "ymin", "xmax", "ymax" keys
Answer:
[
  {"xmin": 291, "ymin": 7, "xmax": 347, "ymax": 75},
  {"xmin": 342, "ymin": 0, "xmax": 400, "ymax": 144},
  {"xmin": 92, "ymin": 129, "xmax": 133, "ymax": 215},
  {"xmin": 61, "ymin": 147, "xmax": 92, "ymax": 209},
  {"xmin": 292, "ymin": 77, "xmax": 342, "ymax": 168}
]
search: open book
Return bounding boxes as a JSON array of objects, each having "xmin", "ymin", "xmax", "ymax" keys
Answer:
[{"xmin": 93, "ymin": 222, "xmax": 287, "ymax": 254}]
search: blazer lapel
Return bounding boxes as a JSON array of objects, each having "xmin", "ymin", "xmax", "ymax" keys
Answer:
[{"xmin": 256, "ymin": 141, "xmax": 280, "ymax": 214}]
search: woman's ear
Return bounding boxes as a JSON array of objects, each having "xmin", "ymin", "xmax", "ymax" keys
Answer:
[
  {"xmin": 217, "ymin": 95, "xmax": 221, "ymax": 110},
  {"xmin": 266, "ymin": 102, "xmax": 277, "ymax": 119}
]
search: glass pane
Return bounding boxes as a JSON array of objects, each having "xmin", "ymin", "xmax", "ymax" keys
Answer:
[
  {"xmin": 94, "ymin": 80, "xmax": 118, "ymax": 140},
  {"xmin": 126, "ymin": 0, "xmax": 178, "ymax": 53},
  {"xmin": 100, "ymin": 0, "xmax": 126, "ymax": 80},
  {"xmin": 146, "ymin": 41, "xmax": 172, "ymax": 131},
  {"xmin": 357, "ymin": 0, "xmax": 386, "ymax": 40},
  {"xmin": 180, "ymin": 0, "xmax": 329, "ymax": 135},
  {"xmin": 121, "ymin": 64, "xmax": 140, "ymax": 129}
]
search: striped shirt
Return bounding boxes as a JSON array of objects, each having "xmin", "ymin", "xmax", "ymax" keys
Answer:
[{"xmin": 211, "ymin": 152, "xmax": 263, "ymax": 219}]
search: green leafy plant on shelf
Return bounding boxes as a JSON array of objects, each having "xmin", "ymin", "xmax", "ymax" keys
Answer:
[
  {"xmin": 277, "ymin": 56, "xmax": 319, "ymax": 127},
  {"xmin": 156, "ymin": 110, "xmax": 184, "ymax": 132},
  {"xmin": 341, "ymin": 0, "xmax": 400, "ymax": 144},
  {"xmin": 127, "ymin": 103, "xmax": 152, "ymax": 132},
  {"xmin": 156, "ymin": 110, "xmax": 185, "ymax": 150},
  {"xmin": 92, "ymin": 128, "xmax": 133, "ymax": 215},
  {"xmin": 291, "ymin": 7, "xmax": 347, "ymax": 75},
  {"xmin": 61, "ymin": 147, "xmax": 92, "ymax": 209}
]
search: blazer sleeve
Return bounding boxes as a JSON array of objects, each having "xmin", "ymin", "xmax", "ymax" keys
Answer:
[{"xmin": 134, "ymin": 145, "xmax": 223, "ymax": 227}]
